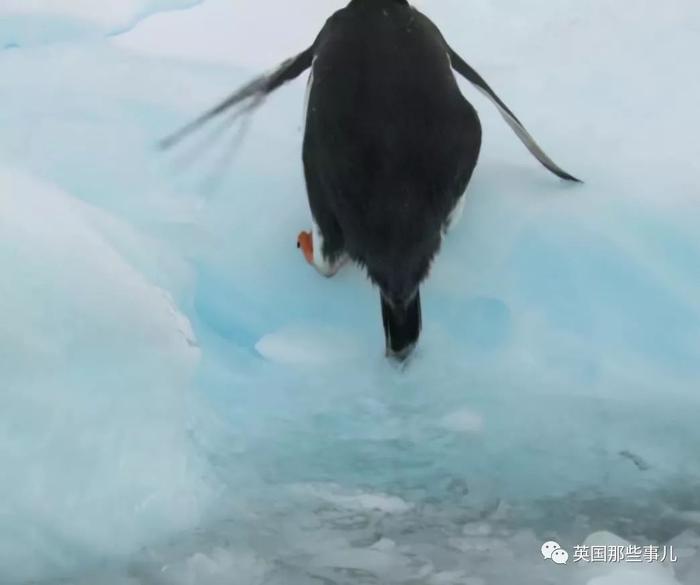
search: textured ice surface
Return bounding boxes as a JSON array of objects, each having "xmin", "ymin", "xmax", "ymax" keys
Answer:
[
  {"xmin": 0, "ymin": 0, "xmax": 200, "ymax": 47},
  {"xmin": 1, "ymin": 0, "xmax": 700, "ymax": 584},
  {"xmin": 0, "ymin": 168, "xmax": 208, "ymax": 582}
]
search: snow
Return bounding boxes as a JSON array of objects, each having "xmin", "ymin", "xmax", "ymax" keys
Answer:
[
  {"xmin": 440, "ymin": 408, "xmax": 485, "ymax": 434},
  {"xmin": 255, "ymin": 325, "xmax": 370, "ymax": 366},
  {"xmin": 1, "ymin": 0, "xmax": 200, "ymax": 47},
  {"xmin": 1, "ymin": 0, "xmax": 700, "ymax": 584},
  {"xmin": 580, "ymin": 533, "xmax": 682, "ymax": 585},
  {"xmin": 112, "ymin": 0, "xmax": 338, "ymax": 67},
  {"xmin": 0, "ymin": 168, "xmax": 209, "ymax": 582}
]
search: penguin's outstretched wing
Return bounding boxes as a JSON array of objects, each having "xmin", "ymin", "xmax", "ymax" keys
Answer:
[
  {"xmin": 447, "ymin": 46, "xmax": 582, "ymax": 183},
  {"xmin": 159, "ymin": 46, "xmax": 315, "ymax": 150}
]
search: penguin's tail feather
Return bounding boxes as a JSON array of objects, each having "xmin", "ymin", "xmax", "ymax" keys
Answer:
[{"xmin": 381, "ymin": 290, "xmax": 422, "ymax": 361}]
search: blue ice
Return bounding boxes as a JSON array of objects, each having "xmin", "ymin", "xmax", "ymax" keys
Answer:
[{"xmin": 1, "ymin": 1, "xmax": 699, "ymax": 584}]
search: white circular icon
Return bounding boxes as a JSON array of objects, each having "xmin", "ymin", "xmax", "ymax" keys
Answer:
[
  {"xmin": 541, "ymin": 541, "xmax": 561, "ymax": 560},
  {"xmin": 551, "ymin": 548, "xmax": 569, "ymax": 565}
]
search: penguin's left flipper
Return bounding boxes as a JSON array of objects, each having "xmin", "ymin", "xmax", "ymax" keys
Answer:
[
  {"xmin": 296, "ymin": 230, "xmax": 347, "ymax": 278},
  {"xmin": 159, "ymin": 46, "xmax": 314, "ymax": 150}
]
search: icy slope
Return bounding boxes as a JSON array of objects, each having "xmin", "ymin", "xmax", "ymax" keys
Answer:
[
  {"xmin": 0, "ymin": 0, "xmax": 200, "ymax": 47},
  {"xmin": 0, "ymin": 167, "xmax": 209, "ymax": 580},
  {"xmin": 1, "ymin": 0, "xmax": 699, "ymax": 584}
]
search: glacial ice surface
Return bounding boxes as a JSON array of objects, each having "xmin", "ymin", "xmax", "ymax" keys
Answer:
[{"xmin": 1, "ymin": 0, "xmax": 700, "ymax": 584}]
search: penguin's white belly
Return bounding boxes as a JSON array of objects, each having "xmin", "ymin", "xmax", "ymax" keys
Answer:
[
  {"xmin": 303, "ymin": 58, "xmax": 316, "ymax": 124},
  {"xmin": 445, "ymin": 193, "xmax": 466, "ymax": 233}
]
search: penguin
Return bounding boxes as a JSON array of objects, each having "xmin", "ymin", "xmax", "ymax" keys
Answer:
[{"xmin": 161, "ymin": 0, "xmax": 581, "ymax": 361}]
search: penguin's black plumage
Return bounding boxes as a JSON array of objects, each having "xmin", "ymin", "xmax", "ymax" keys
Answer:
[
  {"xmin": 302, "ymin": 0, "xmax": 482, "ymax": 359},
  {"xmin": 162, "ymin": 0, "xmax": 580, "ymax": 360}
]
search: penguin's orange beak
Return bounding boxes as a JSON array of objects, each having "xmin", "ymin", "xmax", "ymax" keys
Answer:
[{"xmin": 297, "ymin": 231, "xmax": 314, "ymax": 265}]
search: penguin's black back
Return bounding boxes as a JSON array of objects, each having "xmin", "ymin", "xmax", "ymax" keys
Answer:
[{"xmin": 303, "ymin": 0, "xmax": 481, "ymax": 304}]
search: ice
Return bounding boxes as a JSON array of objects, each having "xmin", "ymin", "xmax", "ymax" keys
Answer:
[
  {"xmin": 586, "ymin": 570, "xmax": 682, "ymax": 585},
  {"xmin": 162, "ymin": 550, "xmax": 268, "ymax": 585},
  {"xmin": 576, "ymin": 533, "xmax": 680, "ymax": 585},
  {"xmin": 579, "ymin": 533, "xmax": 684, "ymax": 585},
  {"xmin": 295, "ymin": 484, "xmax": 414, "ymax": 514},
  {"xmin": 0, "ymin": 169, "xmax": 212, "ymax": 582},
  {"xmin": 1, "ymin": 0, "xmax": 200, "ymax": 47},
  {"xmin": 439, "ymin": 408, "xmax": 485, "ymax": 434},
  {"xmin": 255, "ymin": 326, "xmax": 370, "ymax": 366},
  {"xmin": 112, "ymin": 0, "xmax": 342, "ymax": 67},
  {"xmin": 1, "ymin": 0, "xmax": 700, "ymax": 583}
]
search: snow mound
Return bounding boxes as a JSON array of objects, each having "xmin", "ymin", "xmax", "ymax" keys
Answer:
[{"xmin": 0, "ymin": 168, "xmax": 211, "ymax": 583}]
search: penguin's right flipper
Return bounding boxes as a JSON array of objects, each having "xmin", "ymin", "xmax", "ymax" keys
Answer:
[
  {"xmin": 447, "ymin": 46, "xmax": 582, "ymax": 183},
  {"xmin": 159, "ymin": 46, "xmax": 315, "ymax": 150}
]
